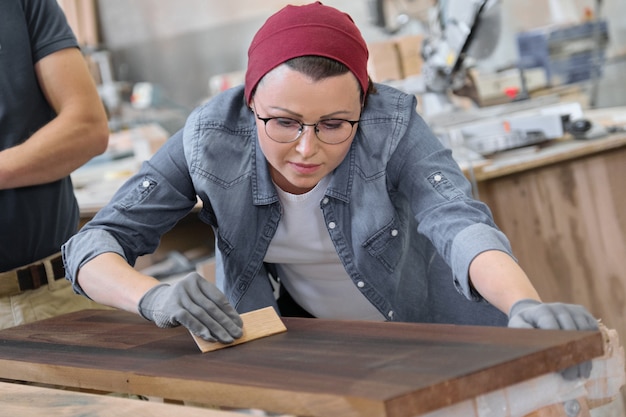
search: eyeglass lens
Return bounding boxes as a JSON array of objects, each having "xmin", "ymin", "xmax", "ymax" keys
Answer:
[{"xmin": 265, "ymin": 118, "xmax": 355, "ymax": 144}]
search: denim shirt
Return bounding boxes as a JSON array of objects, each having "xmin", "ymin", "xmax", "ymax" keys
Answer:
[{"xmin": 63, "ymin": 83, "xmax": 510, "ymax": 326}]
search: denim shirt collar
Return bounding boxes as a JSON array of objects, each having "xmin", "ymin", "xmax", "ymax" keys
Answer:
[{"xmin": 325, "ymin": 139, "xmax": 355, "ymax": 203}]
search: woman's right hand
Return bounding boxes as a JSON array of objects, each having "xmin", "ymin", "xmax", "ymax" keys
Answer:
[{"xmin": 138, "ymin": 272, "xmax": 243, "ymax": 343}]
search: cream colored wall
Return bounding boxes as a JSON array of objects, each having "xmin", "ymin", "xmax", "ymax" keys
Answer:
[{"xmin": 99, "ymin": 0, "xmax": 385, "ymax": 49}]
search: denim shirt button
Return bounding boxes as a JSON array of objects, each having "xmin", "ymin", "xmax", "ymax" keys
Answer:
[
  {"xmin": 357, "ymin": 281, "xmax": 365, "ymax": 288},
  {"xmin": 434, "ymin": 174, "xmax": 442, "ymax": 182},
  {"xmin": 322, "ymin": 197, "xmax": 329, "ymax": 205},
  {"xmin": 328, "ymin": 222, "xmax": 336, "ymax": 229},
  {"xmin": 142, "ymin": 180, "xmax": 150, "ymax": 188},
  {"xmin": 388, "ymin": 310, "xmax": 394, "ymax": 319},
  {"xmin": 391, "ymin": 229, "xmax": 398, "ymax": 237}
]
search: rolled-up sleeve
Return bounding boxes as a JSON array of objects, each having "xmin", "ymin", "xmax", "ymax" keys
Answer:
[
  {"xmin": 450, "ymin": 223, "xmax": 514, "ymax": 300},
  {"xmin": 62, "ymin": 128, "xmax": 198, "ymax": 296}
]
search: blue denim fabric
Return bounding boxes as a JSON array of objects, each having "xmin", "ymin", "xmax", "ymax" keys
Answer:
[{"xmin": 63, "ymin": 84, "xmax": 510, "ymax": 326}]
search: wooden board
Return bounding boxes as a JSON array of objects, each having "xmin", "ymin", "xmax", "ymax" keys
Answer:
[
  {"xmin": 0, "ymin": 381, "xmax": 240, "ymax": 417},
  {"xmin": 191, "ymin": 306, "xmax": 287, "ymax": 352},
  {"xmin": 0, "ymin": 309, "xmax": 603, "ymax": 417}
]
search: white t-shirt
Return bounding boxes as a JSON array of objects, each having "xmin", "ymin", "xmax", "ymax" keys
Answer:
[{"xmin": 264, "ymin": 177, "xmax": 385, "ymax": 321}]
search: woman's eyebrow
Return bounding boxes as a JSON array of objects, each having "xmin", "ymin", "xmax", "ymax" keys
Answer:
[{"xmin": 265, "ymin": 105, "xmax": 356, "ymax": 119}]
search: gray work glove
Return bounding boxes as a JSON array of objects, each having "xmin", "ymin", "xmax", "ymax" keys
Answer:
[
  {"xmin": 508, "ymin": 299, "xmax": 598, "ymax": 380},
  {"xmin": 138, "ymin": 272, "xmax": 243, "ymax": 344}
]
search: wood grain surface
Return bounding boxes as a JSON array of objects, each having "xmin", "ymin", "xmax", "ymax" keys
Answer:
[{"xmin": 0, "ymin": 309, "xmax": 603, "ymax": 417}]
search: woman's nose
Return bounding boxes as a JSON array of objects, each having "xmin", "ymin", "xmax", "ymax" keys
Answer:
[{"xmin": 295, "ymin": 126, "xmax": 318, "ymax": 156}]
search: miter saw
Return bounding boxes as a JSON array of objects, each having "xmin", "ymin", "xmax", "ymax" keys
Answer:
[
  {"xmin": 368, "ymin": 0, "xmax": 503, "ymax": 116},
  {"xmin": 419, "ymin": 0, "xmax": 502, "ymax": 114}
]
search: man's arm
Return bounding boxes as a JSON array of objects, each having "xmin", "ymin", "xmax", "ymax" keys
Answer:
[{"xmin": 0, "ymin": 47, "xmax": 109, "ymax": 189}]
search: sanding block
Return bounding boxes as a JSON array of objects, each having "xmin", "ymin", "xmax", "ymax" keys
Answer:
[{"xmin": 190, "ymin": 306, "xmax": 287, "ymax": 353}]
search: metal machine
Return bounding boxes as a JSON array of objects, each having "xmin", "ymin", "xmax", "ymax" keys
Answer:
[
  {"xmin": 419, "ymin": 0, "xmax": 501, "ymax": 107},
  {"xmin": 368, "ymin": 0, "xmax": 502, "ymax": 115},
  {"xmin": 368, "ymin": 0, "xmax": 610, "ymax": 156}
]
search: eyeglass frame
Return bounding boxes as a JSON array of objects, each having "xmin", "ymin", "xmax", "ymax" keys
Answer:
[{"xmin": 252, "ymin": 104, "xmax": 361, "ymax": 145}]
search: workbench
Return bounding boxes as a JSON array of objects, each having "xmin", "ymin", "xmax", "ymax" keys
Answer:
[{"xmin": 0, "ymin": 309, "xmax": 622, "ymax": 417}]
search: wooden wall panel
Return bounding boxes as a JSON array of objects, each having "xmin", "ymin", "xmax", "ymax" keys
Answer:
[{"xmin": 478, "ymin": 147, "xmax": 626, "ymax": 344}]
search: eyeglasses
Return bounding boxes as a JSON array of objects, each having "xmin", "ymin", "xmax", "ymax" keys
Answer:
[{"xmin": 253, "ymin": 105, "xmax": 360, "ymax": 145}]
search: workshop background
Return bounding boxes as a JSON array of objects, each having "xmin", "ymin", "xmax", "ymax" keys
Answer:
[{"xmin": 57, "ymin": 1, "xmax": 626, "ymax": 414}]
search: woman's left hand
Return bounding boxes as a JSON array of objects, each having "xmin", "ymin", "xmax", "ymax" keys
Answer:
[{"xmin": 508, "ymin": 298, "xmax": 599, "ymax": 380}]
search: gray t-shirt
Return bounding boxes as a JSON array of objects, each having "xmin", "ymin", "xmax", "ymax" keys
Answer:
[{"xmin": 0, "ymin": 0, "xmax": 80, "ymax": 271}]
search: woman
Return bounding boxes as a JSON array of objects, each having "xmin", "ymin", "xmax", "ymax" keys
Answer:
[{"xmin": 63, "ymin": 2, "xmax": 596, "ymax": 379}]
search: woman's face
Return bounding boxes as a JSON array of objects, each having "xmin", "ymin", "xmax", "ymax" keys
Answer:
[{"xmin": 251, "ymin": 65, "xmax": 362, "ymax": 195}]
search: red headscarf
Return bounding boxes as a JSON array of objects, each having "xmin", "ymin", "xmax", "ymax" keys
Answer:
[{"xmin": 244, "ymin": 2, "xmax": 369, "ymax": 104}]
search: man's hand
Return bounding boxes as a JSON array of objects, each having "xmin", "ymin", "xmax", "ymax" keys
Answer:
[
  {"xmin": 138, "ymin": 272, "xmax": 243, "ymax": 343},
  {"xmin": 508, "ymin": 299, "xmax": 598, "ymax": 379}
]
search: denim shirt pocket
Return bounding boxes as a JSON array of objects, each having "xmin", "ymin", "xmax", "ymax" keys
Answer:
[
  {"xmin": 427, "ymin": 171, "xmax": 464, "ymax": 200},
  {"xmin": 363, "ymin": 218, "xmax": 404, "ymax": 273},
  {"xmin": 115, "ymin": 176, "xmax": 158, "ymax": 210}
]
